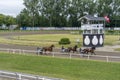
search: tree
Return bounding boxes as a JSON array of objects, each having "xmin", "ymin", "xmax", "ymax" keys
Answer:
[
  {"xmin": 0, "ymin": 14, "xmax": 5, "ymax": 26},
  {"xmin": 0, "ymin": 14, "xmax": 16, "ymax": 27},
  {"xmin": 24, "ymin": 0, "xmax": 40, "ymax": 27},
  {"xmin": 17, "ymin": 9, "xmax": 31, "ymax": 27},
  {"xmin": 5, "ymin": 16, "xmax": 16, "ymax": 26}
]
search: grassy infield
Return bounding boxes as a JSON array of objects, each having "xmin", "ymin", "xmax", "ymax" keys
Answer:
[
  {"xmin": 0, "ymin": 31, "xmax": 120, "ymax": 80},
  {"xmin": 0, "ymin": 53, "xmax": 120, "ymax": 80},
  {"xmin": 0, "ymin": 31, "xmax": 120, "ymax": 47}
]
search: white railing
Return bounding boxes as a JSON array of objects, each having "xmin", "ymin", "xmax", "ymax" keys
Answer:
[
  {"xmin": 0, "ymin": 70, "xmax": 62, "ymax": 80},
  {"xmin": 0, "ymin": 48, "xmax": 120, "ymax": 62}
]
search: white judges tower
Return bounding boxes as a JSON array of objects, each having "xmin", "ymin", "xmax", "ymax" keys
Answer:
[{"xmin": 79, "ymin": 15, "xmax": 105, "ymax": 47}]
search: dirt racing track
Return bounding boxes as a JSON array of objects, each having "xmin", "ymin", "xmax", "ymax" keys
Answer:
[{"xmin": 0, "ymin": 31, "xmax": 120, "ymax": 62}]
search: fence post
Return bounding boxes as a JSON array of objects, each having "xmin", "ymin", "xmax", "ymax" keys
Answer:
[
  {"xmin": 52, "ymin": 52, "xmax": 55, "ymax": 57},
  {"xmin": 70, "ymin": 53, "xmax": 72, "ymax": 59},
  {"xmin": 19, "ymin": 49, "xmax": 21, "ymax": 54},
  {"xmin": 13, "ymin": 49, "xmax": 15, "ymax": 54},
  {"xmin": 22, "ymin": 50, "xmax": 25, "ymax": 55},
  {"xmin": 42, "ymin": 78, "xmax": 45, "ymax": 80},
  {"xmin": 106, "ymin": 56, "xmax": 109, "ymax": 62},
  {"xmin": 7, "ymin": 49, "xmax": 10, "ymax": 53},
  {"xmin": 16, "ymin": 73, "xmax": 21, "ymax": 80},
  {"xmin": 0, "ymin": 71, "xmax": 1, "ymax": 75},
  {"xmin": 36, "ymin": 76, "xmax": 39, "ymax": 80},
  {"xmin": 87, "ymin": 55, "xmax": 90, "ymax": 60}
]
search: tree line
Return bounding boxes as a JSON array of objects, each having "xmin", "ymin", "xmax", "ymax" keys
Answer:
[
  {"xmin": 0, "ymin": 14, "xmax": 16, "ymax": 27},
  {"xmin": 1, "ymin": 0, "xmax": 120, "ymax": 28}
]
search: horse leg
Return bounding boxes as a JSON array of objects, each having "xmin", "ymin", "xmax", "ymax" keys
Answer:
[
  {"xmin": 83, "ymin": 51, "xmax": 88, "ymax": 57},
  {"xmin": 45, "ymin": 51, "xmax": 47, "ymax": 55},
  {"xmin": 44, "ymin": 50, "xmax": 47, "ymax": 55},
  {"xmin": 93, "ymin": 51, "xmax": 96, "ymax": 55},
  {"xmin": 73, "ymin": 50, "xmax": 74, "ymax": 53},
  {"xmin": 86, "ymin": 51, "xmax": 88, "ymax": 55},
  {"xmin": 66, "ymin": 49, "xmax": 70, "ymax": 53},
  {"xmin": 40, "ymin": 51, "xmax": 43, "ymax": 55},
  {"xmin": 91, "ymin": 50, "xmax": 95, "ymax": 55},
  {"xmin": 36, "ymin": 51, "xmax": 38, "ymax": 55},
  {"xmin": 81, "ymin": 52, "xmax": 85, "ymax": 57},
  {"xmin": 82, "ymin": 50, "xmax": 86, "ymax": 57}
]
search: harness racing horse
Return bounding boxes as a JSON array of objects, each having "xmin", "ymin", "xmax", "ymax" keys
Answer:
[
  {"xmin": 80, "ymin": 47, "xmax": 96, "ymax": 55},
  {"xmin": 61, "ymin": 45, "xmax": 78, "ymax": 53},
  {"xmin": 68, "ymin": 45, "xmax": 78, "ymax": 53},
  {"xmin": 42, "ymin": 44, "xmax": 55, "ymax": 54}
]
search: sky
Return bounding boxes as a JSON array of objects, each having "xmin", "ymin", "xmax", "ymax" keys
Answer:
[{"xmin": 0, "ymin": 0, "xmax": 25, "ymax": 17}]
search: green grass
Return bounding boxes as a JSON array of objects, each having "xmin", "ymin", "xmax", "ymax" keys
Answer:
[
  {"xmin": 0, "ymin": 52, "xmax": 120, "ymax": 80},
  {"xmin": 0, "ymin": 30, "xmax": 120, "ymax": 47},
  {"xmin": 115, "ymin": 48, "xmax": 120, "ymax": 51},
  {"xmin": 104, "ymin": 35, "xmax": 120, "ymax": 45},
  {"xmin": 13, "ymin": 34, "xmax": 120, "ymax": 46},
  {"xmin": 0, "ymin": 34, "xmax": 82, "ymax": 47}
]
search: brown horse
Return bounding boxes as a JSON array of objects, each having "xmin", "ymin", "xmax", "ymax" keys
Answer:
[
  {"xmin": 64, "ymin": 45, "xmax": 78, "ymax": 53},
  {"xmin": 42, "ymin": 44, "xmax": 55, "ymax": 54},
  {"xmin": 82, "ymin": 47, "xmax": 96, "ymax": 55}
]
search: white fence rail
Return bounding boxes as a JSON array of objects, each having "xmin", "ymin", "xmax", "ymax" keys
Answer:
[
  {"xmin": 0, "ymin": 70, "xmax": 62, "ymax": 80},
  {"xmin": 0, "ymin": 48, "xmax": 120, "ymax": 63}
]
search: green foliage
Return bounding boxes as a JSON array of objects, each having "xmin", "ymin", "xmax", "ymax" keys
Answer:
[
  {"xmin": 115, "ymin": 48, "xmax": 120, "ymax": 51},
  {"xmin": 0, "ymin": 14, "xmax": 16, "ymax": 26},
  {"xmin": 0, "ymin": 53, "xmax": 120, "ymax": 80},
  {"xmin": 107, "ymin": 30, "xmax": 114, "ymax": 35},
  {"xmin": 59, "ymin": 38, "xmax": 71, "ymax": 45},
  {"xmin": 105, "ymin": 30, "xmax": 120, "ymax": 35}
]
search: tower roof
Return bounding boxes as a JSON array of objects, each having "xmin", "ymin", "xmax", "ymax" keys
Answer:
[{"xmin": 79, "ymin": 15, "xmax": 105, "ymax": 21}]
